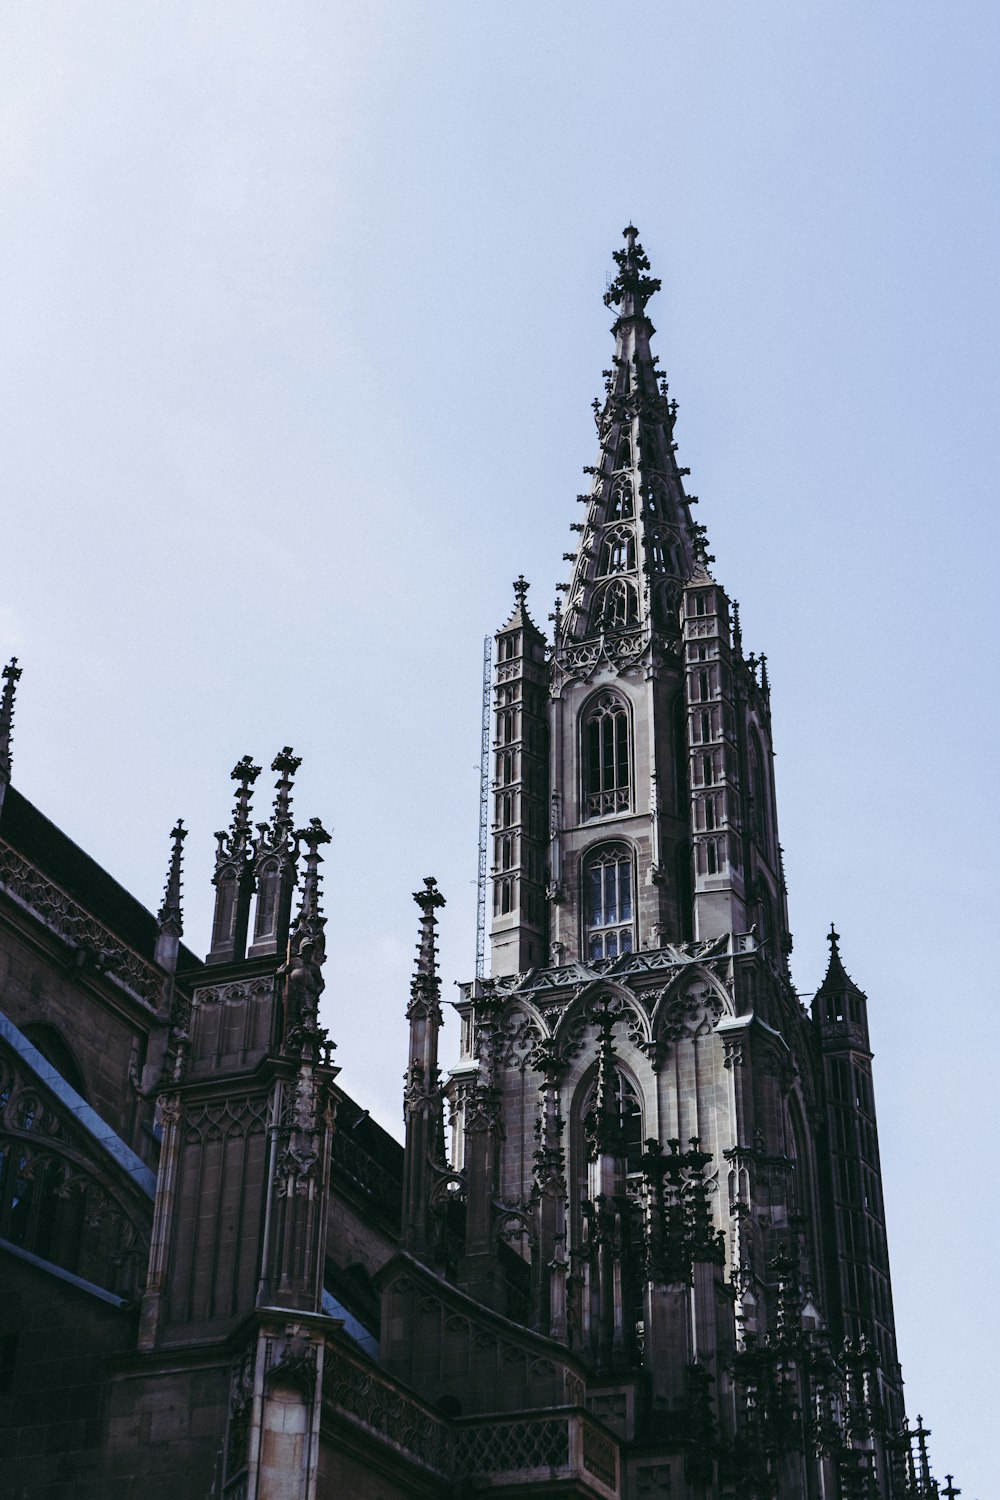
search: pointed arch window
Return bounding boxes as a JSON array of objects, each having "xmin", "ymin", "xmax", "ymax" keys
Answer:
[
  {"xmin": 610, "ymin": 479, "xmax": 634, "ymax": 520},
  {"xmin": 253, "ymin": 859, "xmax": 279, "ymax": 942},
  {"xmin": 580, "ymin": 1067, "xmax": 644, "ymax": 1175},
  {"xmin": 616, "ymin": 427, "xmax": 633, "ymax": 469},
  {"xmin": 583, "ymin": 694, "xmax": 631, "ymax": 818},
  {"xmin": 649, "ymin": 527, "xmax": 679, "ymax": 573},
  {"xmin": 591, "ymin": 579, "xmax": 639, "ymax": 633},
  {"xmin": 643, "ymin": 477, "xmax": 667, "ymax": 518},
  {"xmin": 584, "ymin": 844, "xmax": 635, "ymax": 961},
  {"xmin": 211, "ymin": 867, "xmax": 239, "ymax": 951},
  {"xmin": 598, "ymin": 527, "xmax": 636, "ymax": 577}
]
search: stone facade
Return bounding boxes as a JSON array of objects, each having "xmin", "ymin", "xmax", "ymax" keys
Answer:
[{"xmin": 0, "ymin": 236, "xmax": 958, "ymax": 1498}]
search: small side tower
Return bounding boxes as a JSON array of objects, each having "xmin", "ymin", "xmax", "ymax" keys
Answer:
[
  {"xmin": 813, "ymin": 925, "xmax": 905, "ymax": 1438},
  {"xmin": 489, "ymin": 577, "xmax": 550, "ymax": 976}
]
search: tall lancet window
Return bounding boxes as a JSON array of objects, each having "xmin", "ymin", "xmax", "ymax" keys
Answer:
[
  {"xmin": 584, "ymin": 844, "xmax": 635, "ymax": 961},
  {"xmin": 598, "ymin": 527, "xmax": 636, "ymax": 576},
  {"xmin": 580, "ymin": 1068, "xmax": 644, "ymax": 1177},
  {"xmin": 211, "ymin": 869, "xmax": 238, "ymax": 951},
  {"xmin": 591, "ymin": 579, "xmax": 639, "ymax": 632},
  {"xmin": 649, "ymin": 527, "xmax": 679, "ymax": 573},
  {"xmin": 254, "ymin": 859, "xmax": 279, "ymax": 942},
  {"xmin": 583, "ymin": 694, "xmax": 630, "ymax": 818},
  {"xmin": 610, "ymin": 479, "xmax": 633, "ymax": 520}
]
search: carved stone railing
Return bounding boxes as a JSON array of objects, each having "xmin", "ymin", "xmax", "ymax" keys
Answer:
[
  {"xmin": 321, "ymin": 1339, "xmax": 620, "ymax": 1494},
  {"xmin": 329, "ymin": 1126, "xmax": 402, "ymax": 1220},
  {"xmin": 322, "ymin": 1341, "xmax": 451, "ymax": 1478},
  {"xmin": 0, "ymin": 841, "xmax": 164, "ymax": 1009},
  {"xmin": 454, "ymin": 1407, "xmax": 619, "ymax": 1496}
]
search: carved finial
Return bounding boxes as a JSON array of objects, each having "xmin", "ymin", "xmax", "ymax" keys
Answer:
[
  {"xmin": 586, "ymin": 1017, "xmax": 626, "ymax": 1161},
  {"xmin": 0, "ymin": 657, "xmax": 23, "ymax": 780},
  {"xmin": 155, "ymin": 818, "xmax": 187, "ymax": 971},
  {"xmin": 690, "ymin": 521, "xmax": 715, "ymax": 568},
  {"xmin": 912, "ymin": 1415, "xmax": 933, "ymax": 1487},
  {"xmin": 292, "ymin": 817, "xmax": 331, "ymax": 934},
  {"xmin": 409, "ymin": 877, "xmax": 446, "ymax": 1018},
  {"xmin": 828, "ymin": 922, "xmax": 840, "ymax": 955},
  {"xmin": 759, "ymin": 653, "xmax": 769, "ymax": 693},
  {"xmin": 271, "ymin": 746, "xmax": 303, "ymax": 835},
  {"xmin": 157, "ymin": 820, "xmax": 187, "ymax": 935},
  {"xmin": 731, "ymin": 601, "xmax": 742, "ymax": 653},
  {"xmin": 220, "ymin": 755, "xmax": 261, "ymax": 858},
  {"xmin": 941, "ymin": 1478, "xmax": 961, "ymax": 1500},
  {"xmin": 513, "ymin": 575, "xmax": 529, "ymax": 607},
  {"xmin": 604, "ymin": 225, "xmax": 661, "ymax": 319}
]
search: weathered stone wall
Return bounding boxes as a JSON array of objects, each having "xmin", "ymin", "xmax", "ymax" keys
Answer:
[
  {"xmin": 0, "ymin": 1256, "xmax": 138, "ymax": 1500},
  {"xmin": 102, "ymin": 1359, "xmax": 230, "ymax": 1499},
  {"xmin": 0, "ymin": 913, "xmax": 152, "ymax": 1148}
]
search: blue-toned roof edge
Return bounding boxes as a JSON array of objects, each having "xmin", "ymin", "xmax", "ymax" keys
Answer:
[
  {"xmin": 0, "ymin": 1008, "xmax": 156, "ymax": 1198},
  {"xmin": 0, "ymin": 1234, "xmax": 128, "ymax": 1307}
]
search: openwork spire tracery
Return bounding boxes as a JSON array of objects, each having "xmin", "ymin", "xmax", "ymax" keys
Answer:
[{"xmin": 556, "ymin": 227, "xmax": 707, "ymax": 653}]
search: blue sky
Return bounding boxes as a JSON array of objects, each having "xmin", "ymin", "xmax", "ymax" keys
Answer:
[{"xmin": 1, "ymin": 4, "xmax": 996, "ymax": 1488}]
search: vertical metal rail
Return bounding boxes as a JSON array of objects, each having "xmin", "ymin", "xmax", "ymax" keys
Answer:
[{"xmin": 475, "ymin": 635, "xmax": 492, "ymax": 979}]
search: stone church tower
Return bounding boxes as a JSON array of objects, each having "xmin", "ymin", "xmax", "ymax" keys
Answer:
[{"xmin": 416, "ymin": 227, "xmax": 913, "ymax": 1496}]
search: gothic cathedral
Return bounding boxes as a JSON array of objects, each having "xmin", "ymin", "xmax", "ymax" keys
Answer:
[{"xmin": 0, "ymin": 231, "xmax": 957, "ymax": 1498}]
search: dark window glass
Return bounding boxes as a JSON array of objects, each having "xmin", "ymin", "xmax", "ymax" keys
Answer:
[
  {"xmin": 583, "ymin": 695, "xmax": 630, "ymax": 818},
  {"xmin": 584, "ymin": 846, "xmax": 635, "ymax": 959}
]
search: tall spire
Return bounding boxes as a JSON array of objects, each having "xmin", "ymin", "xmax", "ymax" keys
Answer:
[
  {"xmin": 0, "ymin": 657, "xmax": 23, "ymax": 807},
  {"xmin": 155, "ymin": 818, "xmax": 187, "ymax": 972},
  {"xmin": 558, "ymin": 226, "xmax": 703, "ymax": 650}
]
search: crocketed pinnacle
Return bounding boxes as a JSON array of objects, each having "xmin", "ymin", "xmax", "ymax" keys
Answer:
[
  {"xmin": 558, "ymin": 227, "xmax": 705, "ymax": 646},
  {"xmin": 409, "ymin": 877, "xmax": 446, "ymax": 1016},
  {"xmin": 0, "ymin": 657, "xmax": 23, "ymax": 778},
  {"xmin": 215, "ymin": 755, "xmax": 261, "ymax": 870},
  {"xmin": 586, "ymin": 1019, "xmax": 626, "ymax": 1161},
  {"xmin": 157, "ymin": 819, "xmax": 187, "ymax": 937},
  {"xmin": 291, "ymin": 817, "xmax": 331, "ymax": 944},
  {"xmin": 270, "ymin": 747, "xmax": 302, "ymax": 839}
]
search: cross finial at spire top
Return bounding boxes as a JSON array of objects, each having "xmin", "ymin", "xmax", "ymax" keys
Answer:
[
  {"xmin": 828, "ymin": 922, "xmax": 840, "ymax": 953},
  {"xmin": 513, "ymin": 575, "xmax": 529, "ymax": 606},
  {"xmin": 604, "ymin": 224, "xmax": 661, "ymax": 318}
]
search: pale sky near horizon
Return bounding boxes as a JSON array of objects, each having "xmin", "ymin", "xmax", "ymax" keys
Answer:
[{"xmin": 1, "ymin": 3, "xmax": 997, "ymax": 1490}]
